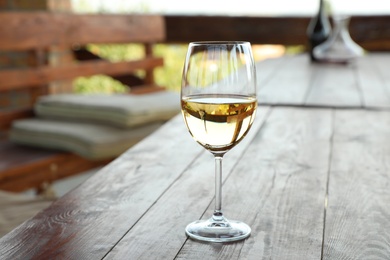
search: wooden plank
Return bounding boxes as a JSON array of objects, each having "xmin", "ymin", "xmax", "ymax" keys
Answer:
[
  {"xmin": 368, "ymin": 53, "xmax": 390, "ymax": 107},
  {"xmin": 0, "ymin": 115, "xmax": 204, "ymax": 259},
  {"xmin": 0, "ymin": 158, "xmax": 111, "ymax": 193},
  {"xmin": 102, "ymin": 106, "xmax": 271, "ymax": 259},
  {"xmin": 257, "ymin": 53, "xmax": 390, "ymax": 109},
  {"xmin": 165, "ymin": 16, "xmax": 310, "ymax": 45},
  {"xmin": 305, "ymin": 62, "xmax": 362, "ymax": 107},
  {"xmin": 323, "ymin": 109, "xmax": 390, "ymax": 259},
  {"xmin": 0, "ymin": 140, "xmax": 111, "ymax": 192},
  {"xmin": 256, "ymin": 56, "xmax": 285, "ymax": 92},
  {"xmin": 258, "ymin": 55, "xmax": 313, "ymax": 106},
  {"xmin": 0, "ymin": 108, "xmax": 34, "ymax": 131},
  {"xmin": 0, "ymin": 57, "xmax": 163, "ymax": 90},
  {"xmin": 349, "ymin": 16, "xmax": 390, "ymax": 51},
  {"xmin": 2, "ymin": 13, "xmax": 390, "ymax": 51},
  {"xmin": 164, "ymin": 15, "xmax": 390, "ymax": 51},
  {"xmin": 0, "ymin": 140, "xmax": 61, "ymax": 172},
  {"xmin": 355, "ymin": 54, "xmax": 390, "ymax": 108},
  {"xmin": 0, "ymin": 12, "xmax": 165, "ymax": 51}
]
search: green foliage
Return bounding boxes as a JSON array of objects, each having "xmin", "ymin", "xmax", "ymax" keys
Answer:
[
  {"xmin": 71, "ymin": 0, "xmax": 151, "ymax": 14},
  {"xmin": 87, "ymin": 44, "xmax": 145, "ymax": 62},
  {"xmin": 153, "ymin": 44, "xmax": 188, "ymax": 92},
  {"xmin": 285, "ymin": 45, "xmax": 306, "ymax": 55},
  {"xmin": 73, "ymin": 75, "xmax": 127, "ymax": 94},
  {"xmin": 73, "ymin": 43, "xmax": 187, "ymax": 94}
]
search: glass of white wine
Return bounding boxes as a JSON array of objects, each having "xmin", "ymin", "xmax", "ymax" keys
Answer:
[{"xmin": 181, "ymin": 41, "xmax": 257, "ymax": 242}]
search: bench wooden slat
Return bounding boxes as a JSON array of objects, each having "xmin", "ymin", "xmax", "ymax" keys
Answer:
[
  {"xmin": 0, "ymin": 12, "xmax": 165, "ymax": 50},
  {"xmin": 0, "ymin": 108, "xmax": 34, "ymax": 131},
  {"xmin": 0, "ymin": 57, "xmax": 164, "ymax": 90},
  {"xmin": 0, "ymin": 140, "xmax": 111, "ymax": 192}
]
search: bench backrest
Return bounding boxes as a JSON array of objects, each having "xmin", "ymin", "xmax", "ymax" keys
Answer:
[{"xmin": 0, "ymin": 12, "xmax": 166, "ymax": 133}]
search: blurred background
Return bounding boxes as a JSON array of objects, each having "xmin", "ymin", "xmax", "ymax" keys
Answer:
[{"xmin": 70, "ymin": 0, "xmax": 390, "ymax": 93}]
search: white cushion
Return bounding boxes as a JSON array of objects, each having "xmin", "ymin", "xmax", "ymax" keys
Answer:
[
  {"xmin": 10, "ymin": 119, "xmax": 163, "ymax": 160},
  {"xmin": 34, "ymin": 91, "xmax": 179, "ymax": 128}
]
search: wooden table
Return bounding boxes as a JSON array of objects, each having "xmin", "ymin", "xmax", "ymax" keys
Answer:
[
  {"xmin": 257, "ymin": 53, "xmax": 390, "ymax": 108},
  {"xmin": 1, "ymin": 53, "xmax": 390, "ymax": 259}
]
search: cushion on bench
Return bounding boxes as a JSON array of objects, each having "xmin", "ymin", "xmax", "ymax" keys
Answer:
[
  {"xmin": 10, "ymin": 119, "xmax": 163, "ymax": 160},
  {"xmin": 34, "ymin": 91, "xmax": 179, "ymax": 128},
  {"xmin": 10, "ymin": 91, "xmax": 180, "ymax": 159}
]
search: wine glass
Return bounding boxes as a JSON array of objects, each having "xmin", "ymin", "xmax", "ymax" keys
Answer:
[{"xmin": 181, "ymin": 41, "xmax": 257, "ymax": 242}]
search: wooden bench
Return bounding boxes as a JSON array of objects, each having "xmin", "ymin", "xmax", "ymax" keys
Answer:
[{"xmin": 0, "ymin": 12, "xmax": 166, "ymax": 194}]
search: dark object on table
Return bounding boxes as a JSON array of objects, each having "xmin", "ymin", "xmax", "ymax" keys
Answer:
[{"xmin": 307, "ymin": 0, "xmax": 331, "ymax": 62}]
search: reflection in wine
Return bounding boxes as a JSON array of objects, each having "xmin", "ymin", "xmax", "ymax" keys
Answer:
[{"xmin": 181, "ymin": 94, "xmax": 257, "ymax": 154}]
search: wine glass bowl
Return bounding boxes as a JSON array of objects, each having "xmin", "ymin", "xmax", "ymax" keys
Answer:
[
  {"xmin": 181, "ymin": 41, "xmax": 257, "ymax": 242},
  {"xmin": 181, "ymin": 95, "xmax": 257, "ymax": 154}
]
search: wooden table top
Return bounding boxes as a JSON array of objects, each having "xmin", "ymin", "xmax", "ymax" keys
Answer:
[
  {"xmin": 257, "ymin": 53, "xmax": 390, "ymax": 109},
  {"xmin": 1, "ymin": 53, "xmax": 390, "ymax": 259}
]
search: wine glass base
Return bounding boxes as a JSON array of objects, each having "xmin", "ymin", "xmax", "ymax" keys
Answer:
[{"xmin": 185, "ymin": 218, "xmax": 251, "ymax": 243}]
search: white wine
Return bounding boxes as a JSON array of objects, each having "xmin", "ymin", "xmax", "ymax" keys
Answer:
[{"xmin": 181, "ymin": 94, "xmax": 257, "ymax": 154}]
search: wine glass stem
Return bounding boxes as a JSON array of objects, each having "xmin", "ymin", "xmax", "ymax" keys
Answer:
[{"xmin": 214, "ymin": 155, "xmax": 224, "ymax": 221}]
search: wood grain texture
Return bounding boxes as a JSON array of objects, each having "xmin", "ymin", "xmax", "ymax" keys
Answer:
[
  {"xmin": 164, "ymin": 15, "xmax": 390, "ymax": 51},
  {"xmin": 3, "ymin": 53, "xmax": 390, "ymax": 258},
  {"xmin": 354, "ymin": 54, "xmax": 390, "ymax": 108},
  {"xmin": 305, "ymin": 62, "xmax": 362, "ymax": 107},
  {"xmin": 0, "ymin": 12, "xmax": 165, "ymax": 50},
  {"xmin": 176, "ymin": 107, "xmax": 333, "ymax": 259},
  {"xmin": 258, "ymin": 55, "xmax": 313, "ymax": 105},
  {"xmin": 323, "ymin": 110, "xmax": 390, "ymax": 259},
  {"xmin": 100, "ymin": 106, "xmax": 331, "ymax": 259},
  {"xmin": 257, "ymin": 54, "xmax": 390, "ymax": 109},
  {"xmin": 256, "ymin": 56, "xmax": 285, "ymax": 89},
  {"xmin": 103, "ymin": 106, "xmax": 271, "ymax": 259},
  {"xmin": 0, "ymin": 115, "xmax": 201, "ymax": 259},
  {"xmin": 2, "ymin": 107, "xmax": 390, "ymax": 258},
  {"xmin": 2, "ymin": 13, "xmax": 390, "ymax": 51},
  {"xmin": 0, "ymin": 142, "xmax": 111, "ymax": 192},
  {"xmin": 364, "ymin": 53, "xmax": 390, "ymax": 108},
  {"xmin": 0, "ymin": 108, "xmax": 34, "ymax": 130}
]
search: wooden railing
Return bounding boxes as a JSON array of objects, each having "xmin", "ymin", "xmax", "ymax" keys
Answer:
[{"xmin": 164, "ymin": 15, "xmax": 390, "ymax": 51}]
